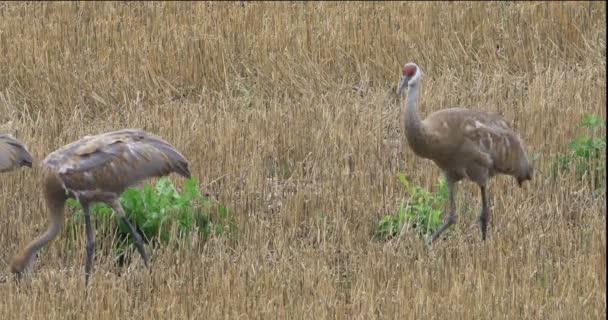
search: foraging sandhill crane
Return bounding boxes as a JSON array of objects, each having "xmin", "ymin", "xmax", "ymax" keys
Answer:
[
  {"xmin": 10, "ymin": 129, "xmax": 191, "ymax": 286},
  {"xmin": 0, "ymin": 134, "xmax": 33, "ymax": 172},
  {"xmin": 396, "ymin": 62, "xmax": 533, "ymax": 246}
]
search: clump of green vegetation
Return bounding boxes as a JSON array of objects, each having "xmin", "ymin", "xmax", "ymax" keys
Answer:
[
  {"xmin": 65, "ymin": 177, "xmax": 235, "ymax": 265},
  {"xmin": 550, "ymin": 114, "xmax": 606, "ymax": 195},
  {"xmin": 375, "ymin": 174, "xmax": 448, "ymax": 240}
]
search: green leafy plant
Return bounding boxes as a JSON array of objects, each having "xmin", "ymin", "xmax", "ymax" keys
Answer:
[
  {"xmin": 550, "ymin": 114, "xmax": 606, "ymax": 194},
  {"xmin": 375, "ymin": 174, "xmax": 448, "ymax": 240},
  {"xmin": 66, "ymin": 177, "xmax": 236, "ymax": 265}
]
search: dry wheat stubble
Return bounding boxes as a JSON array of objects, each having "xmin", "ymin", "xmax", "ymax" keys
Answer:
[{"xmin": 0, "ymin": 2, "xmax": 605, "ymax": 319}]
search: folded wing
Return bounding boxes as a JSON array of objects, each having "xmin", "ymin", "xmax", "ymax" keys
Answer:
[{"xmin": 43, "ymin": 129, "xmax": 191, "ymax": 193}]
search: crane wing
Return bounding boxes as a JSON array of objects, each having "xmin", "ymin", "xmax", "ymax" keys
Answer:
[
  {"xmin": 462, "ymin": 116, "xmax": 529, "ymax": 176},
  {"xmin": 0, "ymin": 134, "xmax": 33, "ymax": 172},
  {"xmin": 43, "ymin": 129, "xmax": 191, "ymax": 192}
]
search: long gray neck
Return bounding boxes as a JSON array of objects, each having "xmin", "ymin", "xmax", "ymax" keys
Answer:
[
  {"xmin": 403, "ymin": 82, "xmax": 431, "ymax": 155},
  {"xmin": 10, "ymin": 197, "xmax": 65, "ymax": 274}
]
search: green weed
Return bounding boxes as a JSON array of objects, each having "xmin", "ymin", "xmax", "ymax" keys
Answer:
[
  {"xmin": 375, "ymin": 174, "xmax": 448, "ymax": 240},
  {"xmin": 550, "ymin": 114, "xmax": 606, "ymax": 194},
  {"xmin": 65, "ymin": 177, "xmax": 236, "ymax": 265}
]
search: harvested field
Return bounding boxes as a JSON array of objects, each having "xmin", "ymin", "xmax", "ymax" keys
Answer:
[{"xmin": 0, "ymin": 2, "xmax": 605, "ymax": 319}]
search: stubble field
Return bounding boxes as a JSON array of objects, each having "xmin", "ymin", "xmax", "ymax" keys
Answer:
[{"xmin": 0, "ymin": 2, "xmax": 605, "ymax": 319}]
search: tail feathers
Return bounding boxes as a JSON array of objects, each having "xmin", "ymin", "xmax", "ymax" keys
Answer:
[
  {"xmin": 0, "ymin": 134, "xmax": 34, "ymax": 171},
  {"xmin": 147, "ymin": 136, "xmax": 191, "ymax": 179},
  {"xmin": 172, "ymin": 158, "xmax": 191, "ymax": 179},
  {"xmin": 19, "ymin": 146, "xmax": 33, "ymax": 168},
  {"xmin": 517, "ymin": 165, "xmax": 534, "ymax": 187}
]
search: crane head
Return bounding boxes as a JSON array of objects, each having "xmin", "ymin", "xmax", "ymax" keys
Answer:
[{"xmin": 397, "ymin": 62, "xmax": 423, "ymax": 96}]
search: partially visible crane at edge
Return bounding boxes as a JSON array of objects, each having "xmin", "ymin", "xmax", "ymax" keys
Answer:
[{"xmin": 0, "ymin": 134, "xmax": 33, "ymax": 173}]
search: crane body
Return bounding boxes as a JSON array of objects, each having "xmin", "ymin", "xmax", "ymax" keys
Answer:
[
  {"xmin": 11, "ymin": 129, "xmax": 191, "ymax": 286},
  {"xmin": 397, "ymin": 63, "xmax": 533, "ymax": 245}
]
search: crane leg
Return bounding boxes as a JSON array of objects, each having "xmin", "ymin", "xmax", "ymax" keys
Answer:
[
  {"xmin": 109, "ymin": 199, "xmax": 150, "ymax": 271},
  {"xmin": 479, "ymin": 185, "xmax": 490, "ymax": 241},
  {"xmin": 82, "ymin": 203, "xmax": 95, "ymax": 287},
  {"xmin": 427, "ymin": 180, "xmax": 457, "ymax": 247}
]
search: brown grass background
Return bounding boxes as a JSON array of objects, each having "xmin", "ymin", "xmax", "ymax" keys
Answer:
[{"xmin": 0, "ymin": 1, "xmax": 605, "ymax": 319}]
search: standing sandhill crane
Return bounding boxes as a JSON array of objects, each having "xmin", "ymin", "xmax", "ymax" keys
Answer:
[
  {"xmin": 396, "ymin": 63, "xmax": 533, "ymax": 246},
  {"xmin": 10, "ymin": 129, "xmax": 191, "ymax": 286},
  {"xmin": 0, "ymin": 134, "xmax": 33, "ymax": 172}
]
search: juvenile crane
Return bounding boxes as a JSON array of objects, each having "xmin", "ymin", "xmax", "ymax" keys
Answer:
[
  {"xmin": 396, "ymin": 63, "xmax": 533, "ymax": 246},
  {"xmin": 10, "ymin": 129, "xmax": 191, "ymax": 286},
  {"xmin": 0, "ymin": 134, "xmax": 33, "ymax": 172}
]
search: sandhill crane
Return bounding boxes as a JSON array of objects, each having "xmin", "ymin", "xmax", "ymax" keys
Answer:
[
  {"xmin": 396, "ymin": 63, "xmax": 533, "ymax": 246},
  {"xmin": 10, "ymin": 129, "xmax": 191, "ymax": 286},
  {"xmin": 0, "ymin": 134, "xmax": 33, "ymax": 172}
]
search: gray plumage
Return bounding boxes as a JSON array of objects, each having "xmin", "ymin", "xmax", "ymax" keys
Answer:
[
  {"xmin": 11, "ymin": 129, "xmax": 191, "ymax": 286},
  {"xmin": 397, "ymin": 62, "xmax": 533, "ymax": 245},
  {"xmin": 43, "ymin": 128, "xmax": 190, "ymax": 195},
  {"xmin": 0, "ymin": 134, "xmax": 33, "ymax": 172}
]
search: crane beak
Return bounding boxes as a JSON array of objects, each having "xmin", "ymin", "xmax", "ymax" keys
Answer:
[{"xmin": 397, "ymin": 76, "xmax": 409, "ymax": 96}]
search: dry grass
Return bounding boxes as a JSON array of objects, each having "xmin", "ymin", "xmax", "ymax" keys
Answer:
[{"xmin": 0, "ymin": 1, "xmax": 605, "ymax": 319}]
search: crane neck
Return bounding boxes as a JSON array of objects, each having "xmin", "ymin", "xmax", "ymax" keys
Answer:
[
  {"xmin": 405, "ymin": 82, "xmax": 422, "ymax": 125},
  {"xmin": 10, "ymin": 179, "xmax": 66, "ymax": 275},
  {"xmin": 403, "ymin": 82, "xmax": 431, "ymax": 155}
]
